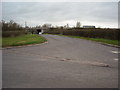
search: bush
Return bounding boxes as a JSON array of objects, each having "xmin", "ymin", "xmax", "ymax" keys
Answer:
[
  {"xmin": 2, "ymin": 31, "xmax": 28, "ymax": 37},
  {"xmin": 1, "ymin": 20, "xmax": 29, "ymax": 37}
]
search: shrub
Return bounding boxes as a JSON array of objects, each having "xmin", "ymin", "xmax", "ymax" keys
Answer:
[
  {"xmin": 2, "ymin": 31, "xmax": 28, "ymax": 37},
  {"xmin": 2, "ymin": 20, "xmax": 29, "ymax": 37}
]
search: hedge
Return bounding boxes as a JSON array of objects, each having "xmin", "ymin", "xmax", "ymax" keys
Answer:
[{"xmin": 46, "ymin": 28, "xmax": 119, "ymax": 40}]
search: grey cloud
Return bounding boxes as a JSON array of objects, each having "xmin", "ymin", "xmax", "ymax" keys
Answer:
[{"xmin": 2, "ymin": 2, "xmax": 118, "ymax": 28}]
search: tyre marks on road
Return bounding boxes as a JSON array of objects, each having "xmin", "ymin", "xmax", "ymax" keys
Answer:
[{"xmin": 5, "ymin": 49, "xmax": 111, "ymax": 68}]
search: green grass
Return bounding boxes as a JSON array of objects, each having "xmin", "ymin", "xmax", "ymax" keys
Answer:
[
  {"xmin": 64, "ymin": 35, "xmax": 119, "ymax": 46},
  {"xmin": 0, "ymin": 38, "xmax": 2, "ymax": 47},
  {"xmin": 2, "ymin": 34, "xmax": 47, "ymax": 47},
  {"xmin": 48, "ymin": 34, "xmax": 119, "ymax": 46}
]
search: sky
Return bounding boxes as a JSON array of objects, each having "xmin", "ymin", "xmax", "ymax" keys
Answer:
[{"xmin": 2, "ymin": 1, "xmax": 118, "ymax": 28}]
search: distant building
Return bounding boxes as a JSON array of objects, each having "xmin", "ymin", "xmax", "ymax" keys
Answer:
[{"xmin": 83, "ymin": 25, "xmax": 95, "ymax": 28}]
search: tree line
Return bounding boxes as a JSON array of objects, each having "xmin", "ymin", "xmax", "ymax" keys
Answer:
[
  {"xmin": 2, "ymin": 20, "xmax": 25, "ymax": 31},
  {"xmin": 1, "ymin": 20, "xmax": 119, "ymax": 40},
  {"xmin": 2, "ymin": 20, "xmax": 28, "ymax": 37}
]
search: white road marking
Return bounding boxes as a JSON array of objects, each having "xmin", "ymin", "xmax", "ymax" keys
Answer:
[
  {"xmin": 113, "ymin": 58, "xmax": 119, "ymax": 61},
  {"xmin": 111, "ymin": 51, "xmax": 119, "ymax": 54}
]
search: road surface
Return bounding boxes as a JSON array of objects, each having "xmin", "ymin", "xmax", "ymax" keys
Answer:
[{"xmin": 3, "ymin": 34, "xmax": 118, "ymax": 88}]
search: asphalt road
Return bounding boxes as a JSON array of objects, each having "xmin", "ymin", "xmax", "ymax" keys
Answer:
[{"xmin": 3, "ymin": 34, "xmax": 118, "ymax": 88}]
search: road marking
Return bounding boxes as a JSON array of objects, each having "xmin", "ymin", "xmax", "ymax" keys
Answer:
[
  {"xmin": 111, "ymin": 51, "xmax": 119, "ymax": 54},
  {"xmin": 113, "ymin": 58, "xmax": 119, "ymax": 61}
]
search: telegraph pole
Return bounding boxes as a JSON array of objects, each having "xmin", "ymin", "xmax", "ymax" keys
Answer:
[{"xmin": 25, "ymin": 21, "xmax": 27, "ymax": 28}]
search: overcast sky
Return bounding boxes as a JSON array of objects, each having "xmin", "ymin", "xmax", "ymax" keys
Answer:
[{"xmin": 2, "ymin": 2, "xmax": 118, "ymax": 28}]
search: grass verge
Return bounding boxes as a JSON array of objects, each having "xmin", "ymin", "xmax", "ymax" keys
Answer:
[
  {"xmin": 0, "ymin": 38, "xmax": 2, "ymax": 47},
  {"xmin": 2, "ymin": 34, "xmax": 47, "ymax": 47},
  {"xmin": 46, "ymin": 34, "xmax": 119, "ymax": 46},
  {"xmin": 60, "ymin": 35, "xmax": 119, "ymax": 46}
]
